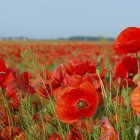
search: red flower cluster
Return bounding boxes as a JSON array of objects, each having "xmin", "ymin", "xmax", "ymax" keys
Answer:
[
  {"xmin": 0, "ymin": 27, "xmax": 140, "ymax": 139},
  {"xmin": 113, "ymin": 27, "xmax": 140, "ymax": 122},
  {"xmin": 52, "ymin": 58, "xmax": 100, "ymax": 123},
  {"xmin": 0, "ymin": 58, "xmax": 36, "ymax": 139}
]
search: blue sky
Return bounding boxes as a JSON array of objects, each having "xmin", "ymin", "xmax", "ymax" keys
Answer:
[{"xmin": 0, "ymin": 0, "xmax": 140, "ymax": 38}]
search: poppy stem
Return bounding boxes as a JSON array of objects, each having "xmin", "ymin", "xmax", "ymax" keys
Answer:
[
  {"xmin": 134, "ymin": 125, "xmax": 139, "ymax": 140},
  {"xmin": 136, "ymin": 53, "xmax": 140, "ymax": 74},
  {"xmin": 109, "ymin": 74, "xmax": 112, "ymax": 101},
  {"xmin": 97, "ymin": 74, "xmax": 107, "ymax": 99},
  {"xmin": 1, "ymin": 87, "xmax": 14, "ymax": 139}
]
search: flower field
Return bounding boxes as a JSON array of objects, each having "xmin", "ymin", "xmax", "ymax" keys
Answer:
[{"xmin": 0, "ymin": 27, "xmax": 140, "ymax": 140}]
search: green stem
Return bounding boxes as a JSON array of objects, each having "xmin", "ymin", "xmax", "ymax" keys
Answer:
[
  {"xmin": 135, "ymin": 135, "xmax": 138, "ymax": 140},
  {"xmin": 136, "ymin": 53, "xmax": 140, "ymax": 74},
  {"xmin": 1, "ymin": 87, "xmax": 13, "ymax": 127},
  {"xmin": 1, "ymin": 87, "xmax": 14, "ymax": 140},
  {"xmin": 97, "ymin": 74, "xmax": 107, "ymax": 99}
]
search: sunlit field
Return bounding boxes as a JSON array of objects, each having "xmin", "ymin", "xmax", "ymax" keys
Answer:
[{"xmin": 0, "ymin": 27, "xmax": 140, "ymax": 140}]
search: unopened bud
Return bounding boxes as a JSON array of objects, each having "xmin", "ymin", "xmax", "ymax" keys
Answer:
[
  {"xmin": 96, "ymin": 67, "xmax": 102, "ymax": 75},
  {"xmin": 98, "ymin": 56, "xmax": 102, "ymax": 63},
  {"xmin": 118, "ymin": 77, "xmax": 121, "ymax": 85},
  {"xmin": 96, "ymin": 56, "xmax": 102, "ymax": 75},
  {"xmin": 134, "ymin": 125, "xmax": 140, "ymax": 137}
]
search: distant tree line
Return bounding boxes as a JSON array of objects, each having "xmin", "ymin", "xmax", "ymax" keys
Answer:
[
  {"xmin": 59, "ymin": 36, "xmax": 114, "ymax": 41},
  {"xmin": 0, "ymin": 36, "xmax": 114, "ymax": 41}
]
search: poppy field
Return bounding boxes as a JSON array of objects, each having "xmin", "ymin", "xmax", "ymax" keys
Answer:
[{"xmin": 0, "ymin": 27, "xmax": 140, "ymax": 140}]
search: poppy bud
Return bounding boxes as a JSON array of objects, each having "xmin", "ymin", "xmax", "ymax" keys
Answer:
[{"xmin": 134, "ymin": 125, "xmax": 140, "ymax": 139}]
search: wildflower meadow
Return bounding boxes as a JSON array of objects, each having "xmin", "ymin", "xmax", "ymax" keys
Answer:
[{"xmin": 0, "ymin": 27, "xmax": 140, "ymax": 140}]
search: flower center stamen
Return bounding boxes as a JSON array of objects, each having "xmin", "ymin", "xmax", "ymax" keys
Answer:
[
  {"xmin": 0, "ymin": 72, "xmax": 5, "ymax": 76},
  {"xmin": 128, "ymin": 72, "xmax": 134, "ymax": 79},
  {"xmin": 76, "ymin": 100, "xmax": 88, "ymax": 110}
]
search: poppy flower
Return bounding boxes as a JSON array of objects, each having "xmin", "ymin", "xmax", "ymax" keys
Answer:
[
  {"xmin": 5, "ymin": 83, "xmax": 17, "ymax": 98},
  {"xmin": 0, "ymin": 59, "xmax": 16, "ymax": 93},
  {"xmin": 55, "ymin": 81, "xmax": 99, "ymax": 124},
  {"xmin": 16, "ymin": 72, "xmax": 36, "ymax": 94},
  {"xmin": 114, "ymin": 56, "xmax": 138, "ymax": 86},
  {"xmin": 63, "ymin": 58, "xmax": 91, "ymax": 76},
  {"xmin": 113, "ymin": 27, "xmax": 140, "ymax": 54},
  {"xmin": 99, "ymin": 117, "xmax": 119, "ymax": 140},
  {"xmin": 63, "ymin": 74, "xmax": 85, "ymax": 87},
  {"xmin": 130, "ymin": 79, "xmax": 140, "ymax": 118},
  {"xmin": 51, "ymin": 65, "xmax": 65, "ymax": 88},
  {"xmin": 0, "ymin": 58, "xmax": 9, "ymax": 86},
  {"xmin": 1, "ymin": 69, "xmax": 16, "ymax": 89},
  {"xmin": 63, "ymin": 73, "xmax": 96, "ymax": 88},
  {"xmin": 37, "ymin": 65, "xmax": 65, "ymax": 99}
]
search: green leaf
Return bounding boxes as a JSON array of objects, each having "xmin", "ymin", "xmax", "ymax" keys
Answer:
[{"xmin": 133, "ymin": 74, "xmax": 140, "ymax": 84}]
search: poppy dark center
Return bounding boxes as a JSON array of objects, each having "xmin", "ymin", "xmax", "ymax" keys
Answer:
[
  {"xmin": 128, "ymin": 71, "xmax": 135, "ymax": 79},
  {"xmin": 0, "ymin": 72, "xmax": 5, "ymax": 76},
  {"xmin": 76, "ymin": 100, "xmax": 88, "ymax": 110}
]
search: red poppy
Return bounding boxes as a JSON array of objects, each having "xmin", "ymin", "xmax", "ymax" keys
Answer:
[
  {"xmin": 63, "ymin": 58, "xmax": 92, "ymax": 76},
  {"xmin": 16, "ymin": 72, "xmax": 36, "ymax": 94},
  {"xmin": 55, "ymin": 81, "xmax": 99, "ymax": 124},
  {"xmin": 37, "ymin": 66, "xmax": 65, "ymax": 99},
  {"xmin": 99, "ymin": 117, "xmax": 118, "ymax": 140},
  {"xmin": 51, "ymin": 65, "xmax": 65, "ymax": 88},
  {"xmin": 130, "ymin": 82, "xmax": 140, "ymax": 118},
  {"xmin": 63, "ymin": 74, "xmax": 85, "ymax": 87},
  {"xmin": 0, "ymin": 58, "xmax": 9, "ymax": 86},
  {"xmin": 1, "ymin": 69, "xmax": 16, "ymax": 89},
  {"xmin": 0, "ymin": 59, "xmax": 16, "ymax": 94},
  {"xmin": 5, "ymin": 84, "xmax": 17, "ymax": 98},
  {"xmin": 114, "ymin": 56, "xmax": 138, "ymax": 86},
  {"xmin": 113, "ymin": 27, "xmax": 140, "ymax": 54},
  {"xmin": 63, "ymin": 73, "xmax": 97, "ymax": 88},
  {"xmin": 52, "ymin": 86, "xmax": 64, "ymax": 98},
  {"xmin": 87, "ymin": 61, "xmax": 96, "ymax": 74}
]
